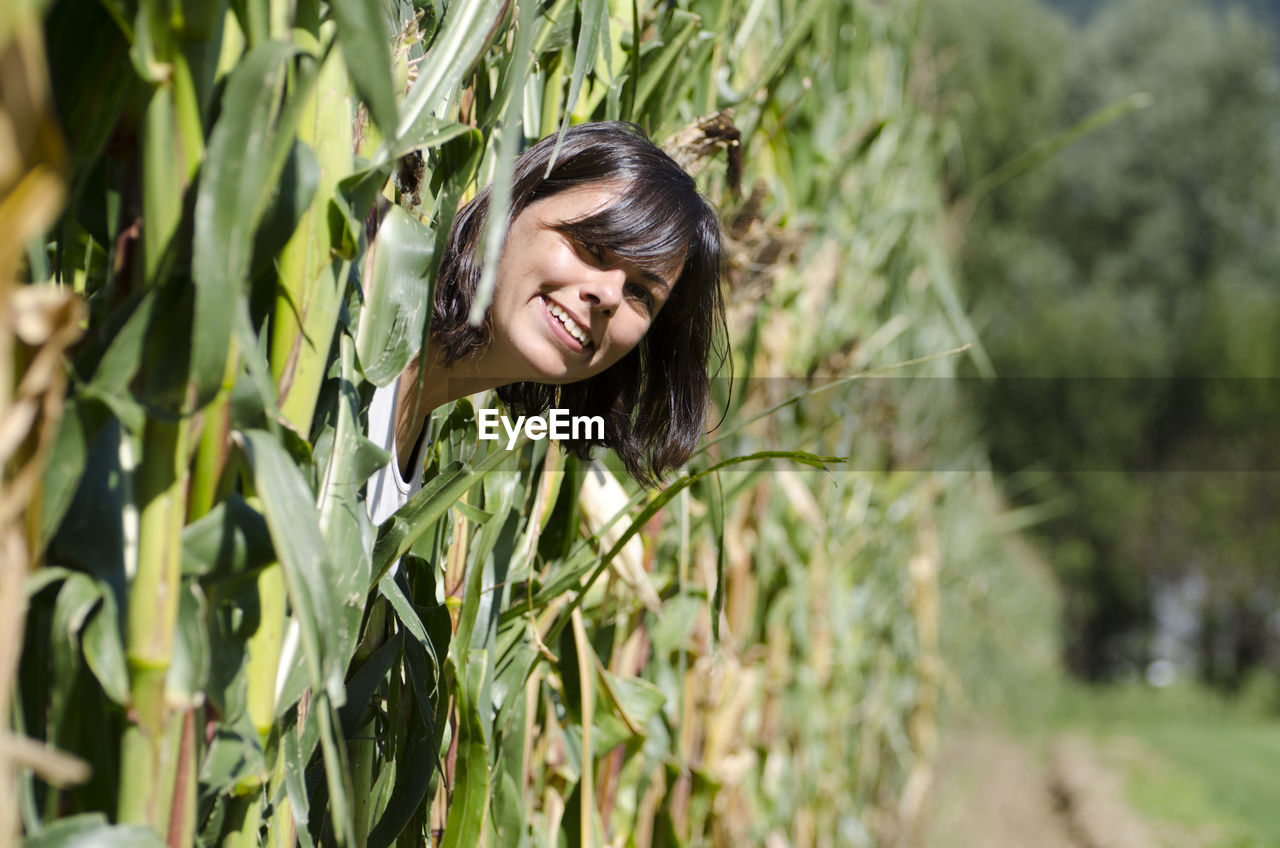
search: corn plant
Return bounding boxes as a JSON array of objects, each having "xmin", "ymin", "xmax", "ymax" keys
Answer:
[
  {"xmin": 5, "ymin": 0, "xmax": 1036, "ymax": 846},
  {"xmin": 1, "ymin": 4, "xmax": 90, "ymax": 844}
]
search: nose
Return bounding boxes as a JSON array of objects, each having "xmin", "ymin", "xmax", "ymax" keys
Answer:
[{"xmin": 580, "ymin": 265, "xmax": 626, "ymax": 315}]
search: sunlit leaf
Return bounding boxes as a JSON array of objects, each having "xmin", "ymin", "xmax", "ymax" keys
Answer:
[
  {"xmin": 22, "ymin": 814, "xmax": 169, "ymax": 848},
  {"xmin": 379, "ymin": 0, "xmax": 507, "ymax": 166},
  {"xmin": 332, "ymin": 0, "xmax": 399, "ymax": 141},
  {"xmin": 355, "ymin": 203, "xmax": 434, "ymax": 386},
  {"xmin": 238, "ymin": 429, "xmax": 347, "ymax": 703},
  {"xmin": 192, "ymin": 41, "xmax": 297, "ymax": 407},
  {"xmin": 440, "ymin": 654, "xmax": 491, "ymax": 848}
]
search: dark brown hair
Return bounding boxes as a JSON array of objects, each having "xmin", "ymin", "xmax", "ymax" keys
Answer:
[{"xmin": 432, "ymin": 122, "xmax": 726, "ymax": 486}]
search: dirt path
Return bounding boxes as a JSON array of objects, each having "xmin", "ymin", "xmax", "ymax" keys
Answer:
[{"xmin": 913, "ymin": 729, "xmax": 1163, "ymax": 848}]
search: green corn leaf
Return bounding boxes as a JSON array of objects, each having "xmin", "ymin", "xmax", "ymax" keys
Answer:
[
  {"xmin": 490, "ymin": 646, "xmax": 531, "ymax": 845},
  {"xmin": 84, "ymin": 286, "xmax": 161, "ymax": 400},
  {"xmin": 632, "ymin": 9, "xmax": 699, "ymax": 121},
  {"xmin": 963, "ymin": 91, "xmax": 1153, "ymax": 202},
  {"xmin": 340, "ymin": 119, "xmax": 471, "ymax": 229},
  {"xmin": 316, "ymin": 338, "xmax": 378, "ymax": 668},
  {"xmin": 180, "ymin": 495, "xmax": 274, "ymax": 577},
  {"xmin": 355, "ymin": 203, "xmax": 434, "ymax": 386},
  {"xmin": 464, "ymin": 189, "xmax": 508, "ymax": 311},
  {"xmin": 489, "ymin": 0, "xmax": 573, "ymax": 128},
  {"xmin": 81, "ymin": 585, "xmax": 130, "ymax": 705},
  {"xmin": 193, "ymin": 41, "xmax": 297, "ymax": 408},
  {"xmin": 232, "ymin": 298, "xmax": 285, "ymax": 439},
  {"xmin": 315, "ymin": 694, "xmax": 357, "ymax": 846},
  {"xmin": 513, "ymin": 542, "xmax": 597, "ymax": 610},
  {"xmin": 543, "ymin": 450, "xmax": 842, "ymax": 638},
  {"xmin": 401, "ymin": 563, "xmax": 452, "ymax": 713},
  {"xmin": 22, "ymin": 814, "xmax": 170, "ymax": 848},
  {"xmin": 742, "ymin": 0, "xmax": 824, "ymax": 106},
  {"xmin": 547, "ymin": 0, "xmax": 605, "ymax": 165},
  {"xmin": 598, "ymin": 668, "xmax": 666, "ymax": 732},
  {"xmin": 491, "ymin": 633, "xmax": 538, "ymax": 741},
  {"xmin": 366, "ymin": 697, "xmax": 439, "ymax": 848},
  {"xmin": 205, "ymin": 571, "xmax": 260, "ymax": 722},
  {"xmin": 623, "ymin": 0, "xmax": 640, "ymax": 118},
  {"xmin": 378, "ymin": 574, "xmax": 431, "ymax": 649},
  {"xmin": 367, "ymin": 611, "xmax": 445, "ymax": 845},
  {"xmin": 378, "ymin": 0, "xmax": 507, "ymax": 166},
  {"xmin": 403, "ymin": 615, "xmax": 447, "ymax": 735},
  {"xmin": 454, "ymin": 471, "xmax": 519, "ymax": 655},
  {"xmin": 272, "ymin": 631, "xmax": 310, "ymax": 720},
  {"xmin": 37, "ymin": 397, "xmax": 96, "ymax": 551},
  {"xmin": 49, "ymin": 574, "xmax": 100, "ymax": 743},
  {"xmin": 337, "ymin": 631, "xmax": 403, "ymax": 738},
  {"xmin": 332, "ymin": 0, "xmax": 399, "ymax": 142},
  {"xmin": 368, "ymin": 759, "xmax": 397, "ymax": 837},
  {"xmin": 492, "ymin": 768, "xmax": 525, "ymax": 848},
  {"xmin": 703, "ymin": 469, "xmax": 727, "ymax": 643},
  {"xmin": 440, "ymin": 653, "xmax": 491, "ymax": 848},
  {"xmin": 371, "ymin": 447, "xmax": 514, "ymax": 582},
  {"xmin": 166, "ymin": 581, "xmax": 210, "ymax": 706},
  {"xmin": 452, "ymin": 500, "xmax": 495, "ymax": 525},
  {"xmin": 468, "ymin": 0, "xmax": 539, "ymax": 324},
  {"xmin": 280, "ymin": 707, "xmax": 318, "ymax": 844},
  {"xmin": 251, "ymin": 139, "xmax": 321, "ymax": 276},
  {"xmin": 24, "ymin": 567, "xmax": 74, "ymax": 598},
  {"xmin": 197, "ymin": 726, "xmax": 268, "ymax": 795},
  {"xmin": 43, "ymin": 417, "xmax": 129, "ymax": 587},
  {"xmin": 924, "ymin": 243, "xmax": 993, "ymax": 377},
  {"xmin": 571, "ymin": 610, "xmax": 594, "ymax": 848},
  {"xmin": 694, "ymin": 344, "xmax": 974, "ymax": 459},
  {"xmin": 238, "ymin": 428, "xmax": 347, "ymax": 704}
]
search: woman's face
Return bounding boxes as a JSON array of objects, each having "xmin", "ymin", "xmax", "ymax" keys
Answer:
[{"xmin": 485, "ymin": 184, "xmax": 681, "ymax": 385}]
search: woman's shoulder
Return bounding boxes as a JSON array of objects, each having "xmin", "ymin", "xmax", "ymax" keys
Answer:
[{"xmin": 366, "ymin": 377, "xmax": 421, "ymax": 524}]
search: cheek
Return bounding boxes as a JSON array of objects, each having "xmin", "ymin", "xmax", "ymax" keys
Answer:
[
  {"xmin": 542, "ymin": 241, "xmax": 586, "ymax": 282},
  {"xmin": 603, "ymin": 317, "xmax": 652, "ymax": 364}
]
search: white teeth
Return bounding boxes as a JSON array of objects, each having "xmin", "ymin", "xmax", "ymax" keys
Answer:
[{"xmin": 547, "ymin": 301, "xmax": 591, "ymax": 346}]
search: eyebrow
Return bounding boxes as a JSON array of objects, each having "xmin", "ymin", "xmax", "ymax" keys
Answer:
[
  {"xmin": 637, "ymin": 268, "xmax": 672, "ymax": 293},
  {"xmin": 559, "ymin": 224, "xmax": 677, "ymax": 293},
  {"xmin": 597, "ymin": 243, "xmax": 673, "ymax": 293}
]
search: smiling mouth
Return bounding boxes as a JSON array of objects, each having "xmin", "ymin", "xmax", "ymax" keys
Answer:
[{"xmin": 543, "ymin": 297, "xmax": 594, "ymax": 350}]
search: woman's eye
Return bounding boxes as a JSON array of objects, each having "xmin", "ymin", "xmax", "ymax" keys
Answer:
[
  {"xmin": 580, "ymin": 241, "xmax": 605, "ymax": 262},
  {"xmin": 626, "ymin": 281, "xmax": 654, "ymax": 311}
]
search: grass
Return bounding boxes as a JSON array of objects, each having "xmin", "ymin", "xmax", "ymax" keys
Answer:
[{"xmin": 1050, "ymin": 681, "xmax": 1280, "ymax": 847}]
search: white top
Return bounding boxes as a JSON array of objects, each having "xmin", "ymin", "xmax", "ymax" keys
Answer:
[{"xmin": 366, "ymin": 376, "xmax": 426, "ymax": 527}]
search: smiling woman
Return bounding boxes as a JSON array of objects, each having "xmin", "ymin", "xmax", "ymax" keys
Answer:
[
  {"xmin": 370, "ymin": 122, "xmax": 725, "ymax": 512},
  {"xmin": 487, "ymin": 183, "xmax": 678, "ymax": 385}
]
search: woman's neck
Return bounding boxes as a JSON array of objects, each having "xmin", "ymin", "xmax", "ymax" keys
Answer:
[{"xmin": 393, "ymin": 345, "xmax": 505, "ymax": 476}]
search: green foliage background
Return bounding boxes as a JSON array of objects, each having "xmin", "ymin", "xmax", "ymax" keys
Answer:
[{"xmin": 927, "ymin": 0, "xmax": 1280, "ymax": 686}]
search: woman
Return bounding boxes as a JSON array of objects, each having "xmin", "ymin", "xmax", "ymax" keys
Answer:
[{"xmin": 368, "ymin": 122, "xmax": 724, "ymax": 522}]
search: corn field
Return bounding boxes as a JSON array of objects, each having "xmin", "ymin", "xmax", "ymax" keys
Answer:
[{"xmin": 0, "ymin": 0, "xmax": 1040, "ymax": 846}]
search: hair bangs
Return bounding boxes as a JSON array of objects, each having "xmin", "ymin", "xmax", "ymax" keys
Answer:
[{"xmin": 551, "ymin": 180, "xmax": 708, "ymax": 278}]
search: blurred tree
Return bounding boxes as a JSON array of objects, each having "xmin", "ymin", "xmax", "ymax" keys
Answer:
[{"xmin": 928, "ymin": 0, "xmax": 1280, "ymax": 684}]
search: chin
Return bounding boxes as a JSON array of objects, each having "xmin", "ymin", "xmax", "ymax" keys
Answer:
[
  {"xmin": 510, "ymin": 355, "xmax": 583, "ymax": 386},
  {"xmin": 520, "ymin": 342, "xmax": 602, "ymax": 385}
]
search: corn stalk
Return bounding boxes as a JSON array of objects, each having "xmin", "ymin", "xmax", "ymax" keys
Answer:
[{"xmin": 10, "ymin": 0, "xmax": 1032, "ymax": 845}]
